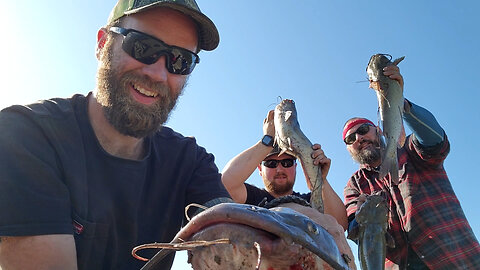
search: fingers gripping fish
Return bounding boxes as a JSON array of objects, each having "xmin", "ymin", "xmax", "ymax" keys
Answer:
[
  {"xmin": 366, "ymin": 54, "xmax": 405, "ymax": 185},
  {"xmin": 274, "ymin": 99, "xmax": 324, "ymax": 213}
]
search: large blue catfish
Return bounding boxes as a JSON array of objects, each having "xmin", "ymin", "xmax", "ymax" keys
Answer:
[{"xmin": 136, "ymin": 203, "xmax": 353, "ymax": 269}]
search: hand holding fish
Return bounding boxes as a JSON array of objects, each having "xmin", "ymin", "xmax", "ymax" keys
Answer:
[
  {"xmin": 382, "ymin": 65, "xmax": 404, "ymax": 89},
  {"xmin": 263, "ymin": 110, "xmax": 275, "ymax": 137},
  {"xmin": 369, "ymin": 65, "xmax": 404, "ymax": 91},
  {"xmin": 312, "ymin": 144, "xmax": 331, "ymax": 181}
]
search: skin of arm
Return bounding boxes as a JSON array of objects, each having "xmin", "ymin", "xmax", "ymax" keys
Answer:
[
  {"xmin": 221, "ymin": 110, "xmax": 275, "ymax": 203},
  {"xmin": 0, "ymin": 235, "xmax": 78, "ymax": 270}
]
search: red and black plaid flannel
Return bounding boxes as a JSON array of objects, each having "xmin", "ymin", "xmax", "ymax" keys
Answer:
[{"xmin": 344, "ymin": 135, "xmax": 480, "ymax": 269}]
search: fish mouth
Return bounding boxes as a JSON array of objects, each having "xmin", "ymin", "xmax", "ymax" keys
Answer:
[
  {"xmin": 188, "ymin": 223, "xmax": 314, "ymax": 269},
  {"xmin": 138, "ymin": 203, "xmax": 350, "ymax": 270}
]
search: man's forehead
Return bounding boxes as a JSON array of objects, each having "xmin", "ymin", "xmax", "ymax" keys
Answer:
[{"xmin": 342, "ymin": 118, "xmax": 375, "ymax": 140}]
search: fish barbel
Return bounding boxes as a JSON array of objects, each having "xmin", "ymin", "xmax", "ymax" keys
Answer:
[
  {"xmin": 366, "ymin": 54, "xmax": 405, "ymax": 184},
  {"xmin": 356, "ymin": 194, "xmax": 393, "ymax": 270},
  {"xmin": 274, "ymin": 99, "xmax": 324, "ymax": 213}
]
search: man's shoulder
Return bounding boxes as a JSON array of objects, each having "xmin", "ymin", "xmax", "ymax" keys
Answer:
[
  {"xmin": 153, "ymin": 127, "xmax": 200, "ymax": 147},
  {"xmin": 1, "ymin": 94, "xmax": 86, "ymax": 120}
]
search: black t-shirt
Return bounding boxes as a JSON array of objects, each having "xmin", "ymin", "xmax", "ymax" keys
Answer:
[
  {"xmin": 244, "ymin": 183, "xmax": 311, "ymax": 206},
  {"xmin": 0, "ymin": 94, "xmax": 231, "ymax": 269}
]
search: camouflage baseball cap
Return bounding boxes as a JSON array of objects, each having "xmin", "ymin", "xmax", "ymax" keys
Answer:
[{"xmin": 107, "ymin": 0, "xmax": 219, "ymax": 51}]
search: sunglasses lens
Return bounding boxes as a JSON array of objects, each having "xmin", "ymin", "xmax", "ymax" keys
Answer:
[
  {"xmin": 344, "ymin": 124, "xmax": 372, "ymax": 145},
  {"xmin": 263, "ymin": 159, "xmax": 295, "ymax": 168},
  {"xmin": 281, "ymin": 159, "xmax": 294, "ymax": 168},
  {"xmin": 122, "ymin": 31, "xmax": 197, "ymax": 75},
  {"xmin": 263, "ymin": 160, "xmax": 278, "ymax": 168},
  {"xmin": 345, "ymin": 133, "xmax": 356, "ymax": 145},
  {"xmin": 356, "ymin": 124, "xmax": 370, "ymax": 135},
  {"xmin": 168, "ymin": 48, "xmax": 198, "ymax": 75}
]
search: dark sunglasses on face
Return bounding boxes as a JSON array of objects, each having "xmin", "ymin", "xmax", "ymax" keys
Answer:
[
  {"xmin": 262, "ymin": 159, "xmax": 296, "ymax": 169},
  {"xmin": 109, "ymin": 27, "xmax": 200, "ymax": 75},
  {"xmin": 344, "ymin": 123, "xmax": 374, "ymax": 145}
]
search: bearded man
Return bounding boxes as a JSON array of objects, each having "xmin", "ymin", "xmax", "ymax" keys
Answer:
[
  {"xmin": 0, "ymin": 1, "xmax": 231, "ymax": 269},
  {"xmin": 343, "ymin": 65, "xmax": 480, "ymax": 269}
]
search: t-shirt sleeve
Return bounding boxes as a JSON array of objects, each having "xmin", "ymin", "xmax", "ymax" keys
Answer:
[
  {"xmin": 244, "ymin": 183, "xmax": 274, "ymax": 206},
  {"xmin": 184, "ymin": 144, "xmax": 231, "ymax": 207},
  {"xmin": 0, "ymin": 109, "xmax": 73, "ymax": 236}
]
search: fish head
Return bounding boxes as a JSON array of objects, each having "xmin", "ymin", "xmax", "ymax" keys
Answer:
[
  {"xmin": 356, "ymin": 194, "xmax": 388, "ymax": 225},
  {"xmin": 141, "ymin": 203, "xmax": 352, "ymax": 269},
  {"xmin": 366, "ymin": 54, "xmax": 392, "ymax": 83}
]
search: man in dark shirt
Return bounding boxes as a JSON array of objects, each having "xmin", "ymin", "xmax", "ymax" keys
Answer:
[
  {"xmin": 222, "ymin": 109, "xmax": 348, "ymax": 230},
  {"xmin": 0, "ymin": 1, "xmax": 231, "ymax": 269}
]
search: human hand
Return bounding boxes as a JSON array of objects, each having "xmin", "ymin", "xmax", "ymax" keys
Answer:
[
  {"xmin": 355, "ymin": 194, "xmax": 368, "ymax": 210},
  {"xmin": 263, "ymin": 110, "xmax": 275, "ymax": 137},
  {"xmin": 383, "ymin": 65, "xmax": 404, "ymax": 89},
  {"xmin": 311, "ymin": 144, "xmax": 331, "ymax": 180}
]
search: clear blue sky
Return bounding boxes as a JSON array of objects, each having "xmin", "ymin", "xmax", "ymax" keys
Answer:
[{"xmin": 2, "ymin": 1, "xmax": 479, "ymax": 269}]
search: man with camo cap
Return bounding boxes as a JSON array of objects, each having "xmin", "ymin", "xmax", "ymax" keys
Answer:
[{"xmin": 0, "ymin": 1, "xmax": 231, "ymax": 269}]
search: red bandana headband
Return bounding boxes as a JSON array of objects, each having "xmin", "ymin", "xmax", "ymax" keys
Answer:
[{"xmin": 342, "ymin": 118, "xmax": 376, "ymax": 140}]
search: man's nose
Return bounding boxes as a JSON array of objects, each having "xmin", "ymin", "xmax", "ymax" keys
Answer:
[{"xmin": 140, "ymin": 56, "xmax": 169, "ymax": 82}]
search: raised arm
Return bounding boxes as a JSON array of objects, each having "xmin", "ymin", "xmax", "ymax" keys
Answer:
[
  {"xmin": 0, "ymin": 235, "xmax": 77, "ymax": 270},
  {"xmin": 221, "ymin": 110, "xmax": 275, "ymax": 203}
]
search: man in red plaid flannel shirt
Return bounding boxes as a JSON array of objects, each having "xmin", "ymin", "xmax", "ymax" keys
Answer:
[{"xmin": 343, "ymin": 65, "xmax": 480, "ymax": 269}]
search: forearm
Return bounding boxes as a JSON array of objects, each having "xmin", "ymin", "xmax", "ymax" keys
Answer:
[
  {"xmin": 322, "ymin": 179, "xmax": 348, "ymax": 231},
  {"xmin": 221, "ymin": 141, "xmax": 273, "ymax": 203},
  {"xmin": 0, "ymin": 235, "xmax": 77, "ymax": 270},
  {"xmin": 403, "ymin": 99, "xmax": 445, "ymax": 146}
]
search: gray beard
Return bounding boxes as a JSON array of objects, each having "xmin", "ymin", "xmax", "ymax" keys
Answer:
[
  {"xmin": 96, "ymin": 42, "xmax": 184, "ymax": 138},
  {"xmin": 352, "ymin": 141, "xmax": 381, "ymax": 165}
]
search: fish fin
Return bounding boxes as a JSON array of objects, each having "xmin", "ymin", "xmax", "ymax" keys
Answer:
[
  {"xmin": 392, "ymin": 56, "xmax": 405, "ymax": 66},
  {"xmin": 284, "ymin": 110, "xmax": 293, "ymax": 122},
  {"xmin": 385, "ymin": 232, "xmax": 396, "ymax": 248},
  {"xmin": 287, "ymin": 137, "xmax": 296, "ymax": 152},
  {"xmin": 379, "ymin": 156, "xmax": 399, "ymax": 185},
  {"xmin": 377, "ymin": 126, "xmax": 387, "ymax": 152}
]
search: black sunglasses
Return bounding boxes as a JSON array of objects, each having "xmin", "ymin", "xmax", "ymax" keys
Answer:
[
  {"xmin": 109, "ymin": 27, "xmax": 200, "ymax": 75},
  {"xmin": 262, "ymin": 159, "xmax": 296, "ymax": 169},
  {"xmin": 344, "ymin": 123, "xmax": 374, "ymax": 145}
]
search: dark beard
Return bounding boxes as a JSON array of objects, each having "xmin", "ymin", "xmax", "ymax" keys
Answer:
[
  {"xmin": 352, "ymin": 140, "xmax": 381, "ymax": 165},
  {"xmin": 96, "ymin": 41, "xmax": 184, "ymax": 138},
  {"xmin": 265, "ymin": 176, "xmax": 294, "ymax": 196}
]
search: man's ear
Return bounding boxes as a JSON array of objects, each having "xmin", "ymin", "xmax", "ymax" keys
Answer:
[
  {"xmin": 96, "ymin": 28, "xmax": 108, "ymax": 60},
  {"xmin": 257, "ymin": 164, "xmax": 263, "ymax": 176}
]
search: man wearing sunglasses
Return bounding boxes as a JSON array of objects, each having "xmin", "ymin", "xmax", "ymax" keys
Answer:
[
  {"xmin": 342, "ymin": 66, "xmax": 480, "ymax": 269},
  {"xmin": 222, "ymin": 109, "xmax": 348, "ymax": 231},
  {"xmin": 0, "ymin": 1, "xmax": 232, "ymax": 270}
]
